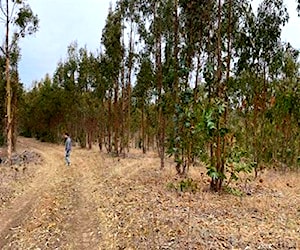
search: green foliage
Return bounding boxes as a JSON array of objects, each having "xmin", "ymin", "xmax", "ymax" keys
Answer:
[
  {"xmin": 20, "ymin": 43, "xmax": 103, "ymax": 144},
  {"xmin": 167, "ymin": 178, "xmax": 198, "ymax": 193},
  {"xmin": 0, "ymin": 0, "xmax": 39, "ymax": 149},
  {"xmin": 101, "ymin": 8, "xmax": 123, "ymax": 84},
  {"xmin": 18, "ymin": 0, "xmax": 300, "ymax": 197},
  {"xmin": 225, "ymin": 146, "xmax": 256, "ymax": 185},
  {"xmin": 15, "ymin": 4, "xmax": 39, "ymax": 36},
  {"xmin": 207, "ymin": 166, "xmax": 226, "ymax": 181},
  {"xmin": 133, "ymin": 57, "xmax": 154, "ymax": 104},
  {"xmin": 167, "ymin": 88, "xmax": 202, "ymax": 174},
  {"xmin": 197, "ymin": 99, "xmax": 227, "ymax": 139},
  {"xmin": 223, "ymin": 186, "xmax": 244, "ymax": 197}
]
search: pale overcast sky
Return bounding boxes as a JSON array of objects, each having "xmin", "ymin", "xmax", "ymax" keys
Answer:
[
  {"xmin": 19, "ymin": 0, "xmax": 117, "ymax": 88},
  {"xmin": 18, "ymin": 0, "xmax": 300, "ymax": 88}
]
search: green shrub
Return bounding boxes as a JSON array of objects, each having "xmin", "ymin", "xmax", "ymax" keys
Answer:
[{"xmin": 167, "ymin": 178, "xmax": 198, "ymax": 193}]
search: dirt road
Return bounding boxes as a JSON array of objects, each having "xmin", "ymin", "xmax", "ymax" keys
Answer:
[
  {"xmin": 0, "ymin": 138, "xmax": 109, "ymax": 249},
  {"xmin": 0, "ymin": 138, "xmax": 299, "ymax": 249}
]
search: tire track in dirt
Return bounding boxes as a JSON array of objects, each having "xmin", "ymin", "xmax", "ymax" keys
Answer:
[
  {"xmin": 0, "ymin": 139, "xmax": 65, "ymax": 248},
  {"xmin": 0, "ymin": 138, "xmax": 159, "ymax": 249},
  {"xmin": 1, "ymin": 138, "xmax": 299, "ymax": 249},
  {"xmin": 63, "ymin": 150, "xmax": 104, "ymax": 249},
  {"xmin": 89, "ymin": 156, "xmax": 158, "ymax": 249},
  {"xmin": 0, "ymin": 138, "xmax": 108, "ymax": 249}
]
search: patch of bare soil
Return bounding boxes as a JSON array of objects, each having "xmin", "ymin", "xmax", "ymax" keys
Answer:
[{"xmin": 0, "ymin": 138, "xmax": 299, "ymax": 249}]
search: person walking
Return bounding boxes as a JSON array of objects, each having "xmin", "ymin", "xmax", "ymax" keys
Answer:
[{"xmin": 64, "ymin": 133, "xmax": 72, "ymax": 166}]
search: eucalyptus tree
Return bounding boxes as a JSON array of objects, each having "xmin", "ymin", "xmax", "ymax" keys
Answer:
[
  {"xmin": 101, "ymin": 5, "xmax": 124, "ymax": 155},
  {"xmin": 20, "ymin": 74, "xmax": 65, "ymax": 142},
  {"xmin": 53, "ymin": 42, "xmax": 81, "ymax": 139},
  {"xmin": 175, "ymin": 0, "xmax": 258, "ymax": 189},
  {"xmin": 210, "ymin": 0, "xmax": 253, "ymax": 190},
  {"xmin": 133, "ymin": 0, "xmax": 171, "ymax": 168},
  {"xmin": 0, "ymin": 0, "xmax": 38, "ymax": 163},
  {"xmin": 51, "ymin": 43, "xmax": 104, "ymax": 147},
  {"xmin": 133, "ymin": 57, "xmax": 154, "ymax": 153},
  {"xmin": 168, "ymin": 0, "xmax": 214, "ymax": 175},
  {"xmin": 233, "ymin": 0, "xmax": 289, "ymax": 175},
  {"xmin": 270, "ymin": 44, "xmax": 300, "ymax": 168},
  {"xmin": 179, "ymin": 0, "xmax": 215, "ymax": 91},
  {"xmin": 77, "ymin": 47, "xmax": 101, "ymax": 149},
  {"xmin": 153, "ymin": 1, "xmax": 165, "ymax": 169}
]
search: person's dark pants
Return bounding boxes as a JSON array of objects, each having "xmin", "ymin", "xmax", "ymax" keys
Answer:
[{"xmin": 65, "ymin": 151, "xmax": 71, "ymax": 166}]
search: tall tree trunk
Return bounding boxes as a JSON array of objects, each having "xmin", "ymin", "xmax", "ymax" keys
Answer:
[
  {"xmin": 174, "ymin": 0, "xmax": 181, "ymax": 174},
  {"xmin": 174, "ymin": 0, "xmax": 179, "ymax": 97},
  {"xmin": 119, "ymin": 16, "xmax": 128, "ymax": 156},
  {"xmin": 87, "ymin": 130, "xmax": 92, "ymax": 149},
  {"xmin": 12, "ymin": 77, "xmax": 18, "ymax": 152},
  {"xmin": 107, "ymin": 91, "xmax": 112, "ymax": 153},
  {"xmin": 120, "ymin": 27, "xmax": 126, "ymax": 155},
  {"xmin": 194, "ymin": 15, "xmax": 204, "ymax": 100},
  {"xmin": 120, "ymin": 80, "xmax": 125, "ymax": 155},
  {"xmin": 211, "ymin": 0, "xmax": 222, "ymax": 191},
  {"xmin": 113, "ymin": 80, "xmax": 119, "ymax": 155},
  {"xmin": 5, "ymin": 0, "xmax": 12, "ymax": 164},
  {"xmin": 154, "ymin": 2, "xmax": 164, "ymax": 169},
  {"xmin": 127, "ymin": 83, "xmax": 131, "ymax": 153},
  {"xmin": 141, "ymin": 101, "xmax": 146, "ymax": 154},
  {"xmin": 194, "ymin": 53, "xmax": 201, "ymax": 100},
  {"xmin": 126, "ymin": 19, "xmax": 134, "ymax": 153},
  {"xmin": 220, "ymin": 0, "xmax": 232, "ymax": 188},
  {"xmin": 206, "ymin": 1, "xmax": 214, "ymax": 170}
]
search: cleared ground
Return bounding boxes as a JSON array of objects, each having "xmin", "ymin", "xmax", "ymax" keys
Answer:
[{"xmin": 0, "ymin": 138, "xmax": 299, "ymax": 249}]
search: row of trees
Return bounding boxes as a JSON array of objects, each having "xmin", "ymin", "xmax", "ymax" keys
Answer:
[{"xmin": 2, "ymin": 0, "xmax": 300, "ymax": 191}]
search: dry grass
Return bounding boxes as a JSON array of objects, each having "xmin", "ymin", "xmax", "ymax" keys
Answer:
[
  {"xmin": 0, "ymin": 139, "xmax": 299, "ymax": 249},
  {"xmin": 98, "ymin": 148, "xmax": 300, "ymax": 249}
]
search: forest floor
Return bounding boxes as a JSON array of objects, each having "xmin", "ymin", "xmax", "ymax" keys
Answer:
[{"xmin": 0, "ymin": 137, "xmax": 299, "ymax": 250}]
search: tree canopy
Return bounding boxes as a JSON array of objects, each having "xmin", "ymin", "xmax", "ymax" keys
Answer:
[{"xmin": 1, "ymin": 0, "xmax": 299, "ymax": 191}]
